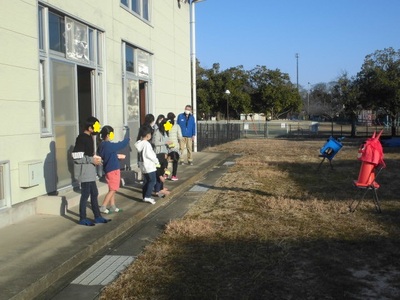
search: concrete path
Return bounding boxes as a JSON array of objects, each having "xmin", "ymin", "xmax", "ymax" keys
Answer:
[{"xmin": 0, "ymin": 151, "xmax": 233, "ymax": 300}]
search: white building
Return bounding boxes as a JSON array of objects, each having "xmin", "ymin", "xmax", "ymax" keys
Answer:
[{"xmin": 0, "ymin": 0, "xmax": 194, "ymax": 227}]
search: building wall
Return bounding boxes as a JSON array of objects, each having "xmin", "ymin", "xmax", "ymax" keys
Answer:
[
  {"xmin": 1, "ymin": 0, "xmax": 43, "ymax": 206},
  {"xmin": 0, "ymin": 0, "xmax": 191, "ymax": 211}
]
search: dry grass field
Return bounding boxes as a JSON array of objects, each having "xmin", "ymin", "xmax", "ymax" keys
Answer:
[{"xmin": 100, "ymin": 138, "xmax": 400, "ymax": 300}]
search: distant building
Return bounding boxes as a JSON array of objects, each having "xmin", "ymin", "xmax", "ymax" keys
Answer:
[
  {"xmin": 0, "ymin": 0, "xmax": 192, "ymax": 227},
  {"xmin": 240, "ymin": 113, "xmax": 266, "ymax": 121}
]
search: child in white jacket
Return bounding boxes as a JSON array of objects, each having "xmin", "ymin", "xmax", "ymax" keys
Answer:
[{"xmin": 134, "ymin": 126, "xmax": 159, "ymax": 204}]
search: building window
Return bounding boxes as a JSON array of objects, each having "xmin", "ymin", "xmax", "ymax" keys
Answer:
[
  {"xmin": 137, "ymin": 49, "xmax": 150, "ymax": 78},
  {"xmin": 65, "ymin": 17, "xmax": 89, "ymax": 63},
  {"xmin": 39, "ymin": 60, "xmax": 50, "ymax": 133},
  {"xmin": 121, "ymin": 0, "xmax": 151, "ymax": 22},
  {"xmin": 143, "ymin": 0, "xmax": 149, "ymax": 20},
  {"xmin": 49, "ymin": 11, "xmax": 65, "ymax": 53},
  {"xmin": 132, "ymin": 0, "xmax": 139, "ymax": 14},
  {"xmin": 0, "ymin": 161, "xmax": 11, "ymax": 209},
  {"xmin": 123, "ymin": 42, "xmax": 152, "ymax": 123},
  {"xmin": 97, "ymin": 31, "xmax": 103, "ymax": 66},
  {"xmin": 124, "ymin": 43, "xmax": 151, "ymax": 77},
  {"xmin": 38, "ymin": 6, "xmax": 45, "ymax": 50},
  {"xmin": 126, "ymin": 45, "xmax": 135, "ymax": 72},
  {"xmin": 38, "ymin": 6, "xmax": 105, "ymax": 137}
]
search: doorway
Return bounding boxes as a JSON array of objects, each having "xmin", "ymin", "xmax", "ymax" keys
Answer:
[
  {"xmin": 52, "ymin": 62, "xmax": 94, "ymax": 190},
  {"xmin": 77, "ymin": 66, "xmax": 93, "ymax": 129}
]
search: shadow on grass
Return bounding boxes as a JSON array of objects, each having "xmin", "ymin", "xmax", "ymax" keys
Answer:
[
  {"xmin": 106, "ymin": 235, "xmax": 400, "ymax": 299},
  {"xmin": 195, "ymin": 183, "xmax": 274, "ymax": 197},
  {"xmin": 265, "ymin": 157, "xmax": 400, "ymax": 204}
]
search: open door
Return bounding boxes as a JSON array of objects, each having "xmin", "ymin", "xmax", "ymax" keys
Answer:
[{"xmin": 52, "ymin": 62, "xmax": 94, "ymax": 190}]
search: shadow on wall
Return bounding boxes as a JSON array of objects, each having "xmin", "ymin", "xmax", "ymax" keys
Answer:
[{"xmin": 44, "ymin": 141, "xmax": 58, "ymax": 195}]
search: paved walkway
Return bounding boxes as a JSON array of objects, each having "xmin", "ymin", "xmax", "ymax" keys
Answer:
[{"xmin": 0, "ymin": 151, "xmax": 230, "ymax": 300}]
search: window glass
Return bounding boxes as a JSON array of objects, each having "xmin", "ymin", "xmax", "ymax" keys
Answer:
[
  {"xmin": 65, "ymin": 17, "xmax": 89, "ymax": 63},
  {"xmin": 131, "ymin": 0, "xmax": 140, "ymax": 14},
  {"xmin": 0, "ymin": 164, "xmax": 4, "ymax": 206},
  {"xmin": 122, "ymin": 0, "xmax": 151, "ymax": 22},
  {"xmin": 49, "ymin": 12, "xmax": 65, "ymax": 52},
  {"xmin": 137, "ymin": 49, "xmax": 150, "ymax": 77},
  {"xmin": 127, "ymin": 79, "xmax": 139, "ymax": 121},
  {"xmin": 88, "ymin": 28, "xmax": 94, "ymax": 62},
  {"xmin": 39, "ymin": 61, "xmax": 48, "ymax": 131},
  {"xmin": 126, "ymin": 45, "xmax": 134, "ymax": 72},
  {"xmin": 143, "ymin": 0, "xmax": 149, "ymax": 20},
  {"xmin": 38, "ymin": 6, "xmax": 44, "ymax": 50},
  {"xmin": 52, "ymin": 61, "xmax": 76, "ymax": 122},
  {"xmin": 97, "ymin": 31, "xmax": 103, "ymax": 66}
]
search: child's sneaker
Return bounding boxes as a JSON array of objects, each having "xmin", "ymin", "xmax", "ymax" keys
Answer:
[
  {"xmin": 143, "ymin": 197, "xmax": 156, "ymax": 204},
  {"xmin": 112, "ymin": 207, "xmax": 122, "ymax": 213},
  {"xmin": 100, "ymin": 207, "xmax": 110, "ymax": 214},
  {"xmin": 171, "ymin": 176, "xmax": 179, "ymax": 181}
]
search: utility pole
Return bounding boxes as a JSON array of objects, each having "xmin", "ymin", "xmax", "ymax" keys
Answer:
[
  {"xmin": 307, "ymin": 82, "xmax": 311, "ymax": 118},
  {"xmin": 225, "ymin": 89, "xmax": 230, "ymax": 123},
  {"xmin": 295, "ymin": 53, "xmax": 299, "ymax": 90},
  {"xmin": 190, "ymin": 0, "xmax": 206, "ymax": 151}
]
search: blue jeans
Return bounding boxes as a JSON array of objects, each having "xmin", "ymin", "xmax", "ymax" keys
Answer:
[
  {"xmin": 142, "ymin": 171, "xmax": 156, "ymax": 199},
  {"xmin": 154, "ymin": 179, "xmax": 163, "ymax": 193},
  {"xmin": 79, "ymin": 181, "xmax": 101, "ymax": 220}
]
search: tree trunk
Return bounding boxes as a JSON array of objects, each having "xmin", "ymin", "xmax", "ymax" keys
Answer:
[
  {"xmin": 391, "ymin": 115, "xmax": 396, "ymax": 136},
  {"xmin": 351, "ymin": 113, "xmax": 357, "ymax": 137}
]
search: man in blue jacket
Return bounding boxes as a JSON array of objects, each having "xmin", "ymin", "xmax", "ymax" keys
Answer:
[{"xmin": 177, "ymin": 104, "xmax": 196, "ymax": 165}]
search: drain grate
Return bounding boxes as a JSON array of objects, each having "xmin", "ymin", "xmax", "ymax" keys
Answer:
[
  {"xmin": 189, "ymin": 185, "xmax": 210, "ymax": 192},
  {"xmin": 71, "ymin": 255, "xmax": 135, "ymax": 285}
]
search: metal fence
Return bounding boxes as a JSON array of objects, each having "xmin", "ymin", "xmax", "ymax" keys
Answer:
[
  {"xmin": 197, "ymin": 120, "xmax": 397, "ymax": 151},
  {"xmin": 197, "ymin": 122, "xmax": 241, "ymax": 151}
]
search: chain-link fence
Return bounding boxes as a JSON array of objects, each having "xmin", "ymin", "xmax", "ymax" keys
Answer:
[{"xmin": 197, "ymin": 120, "xmax": 397, "ymax": 151}]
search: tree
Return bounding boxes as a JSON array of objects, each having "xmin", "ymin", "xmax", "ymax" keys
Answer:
[
  {"xmin": 308, "ymin": 83, "xmax": 331, "ymax": 117},
  {"xmin": 333, "ymin": 73, "xmax": 360, "ymax": 137},
  {"xmin": 197, "ymin": 63, "xmax": 226, "ymax": 120},
  {"xmin": 357, "ymin": 47, "xmax": 400, "ymax": 136},
  {"xmin": 220, "ymin": 66, "xmax": 252, "ymax": 119},
  {"xmin": 197, "ymin": 63, "xmax": 251, "ymax": 120},
  {"xmin": 249, "ymin": 66, "xmax": 301, "ymax": 119}
]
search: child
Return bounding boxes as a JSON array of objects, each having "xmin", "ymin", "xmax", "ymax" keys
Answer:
[
  {"xmin": 154, "ymin": 153, "xmax": 171, "ymax": 198},
  {"xmin": 166, "ymin": 112, "xmax": 182, "ymax": 180},
  {"xmin": 134, "ymin": 126, "xmax": 159, "ymax": 204},
  {"xmin": 98, "ymin": 125, "xmax": 130, "ymax": 214},
  {"xmin": 136, "ymin": 114, "xmax": 155, "ymax": 180},
  {"xmin": 153, "ymin": 119, "xmax": 172, "ymax": 196},
  {"xmin": 71, "ymin": 116, "xmax": 109, "ymax": 226}
]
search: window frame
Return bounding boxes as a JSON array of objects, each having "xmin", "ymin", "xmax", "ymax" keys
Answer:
[
  {"xmin": 0, "ymin": 160, "xmax": 11, "ymax": 209},
  {"xmin": 39, "ymin": 59, "xmax": 53, "ymax": 136},
  {"xmin": 48, "ymin": 11, "xmax": 66, "ymax": 54},
  {"xmin": 38, "ymin": 5, "xmax": 105, "ymax": 137},
  {"xmin": 122, "ymin": 42, "xmax": 153, "ymax": 125},
  {"xmin": 120, "ymin": 0, "xmax": 151, "ymax": 22}
]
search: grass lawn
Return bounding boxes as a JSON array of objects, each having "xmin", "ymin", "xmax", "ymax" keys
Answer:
[{"xmin": 100, "ymin": 138, "xmax": 400, "ymax": 299}]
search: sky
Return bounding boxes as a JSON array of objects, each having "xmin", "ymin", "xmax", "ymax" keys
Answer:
[{"xmin": 194, "ymin": 0, "xmax": 400, "ymax": 89}]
